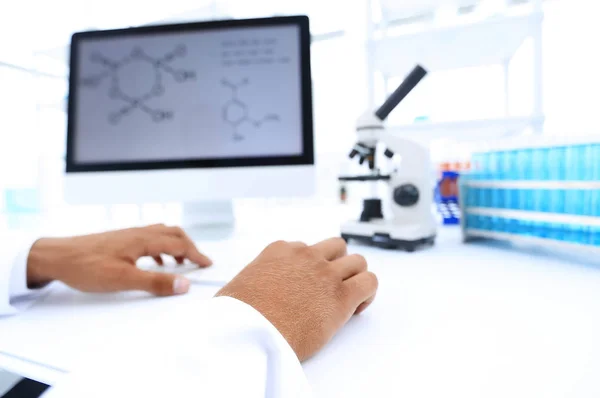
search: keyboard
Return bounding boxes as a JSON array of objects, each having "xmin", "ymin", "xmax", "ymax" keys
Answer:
[{"xmin": 137, "ymin": 260, "xmax": 241, "ymax": 286}]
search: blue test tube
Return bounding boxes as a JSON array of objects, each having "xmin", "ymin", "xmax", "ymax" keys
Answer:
[
  {"xmin": 488, "ymin": 151, "xmax": 498, "ymax": 178},
  {"xmin": 471, "ymin": 153, "xmax": 483, "ymax": 180},
  {"xmin": 532, "ymin": 221, "xmax": 549, "ymax": 239},
  {"xmin": 465, "ymin": 185, "xmax": 474, "ymax": 208},
  {"xmin": 490, "ymin": 216, "xmax": 499, "ymax": 232},
  {"xmin": 466, "ymin": 214, "xmax": 477, "ymax": 229},
  {"xmin": 497, "ymin": 217, "xmax": 507, "ymax": 233},
  {"xmin": 581, "ymin": 144, "xmax": 595, "ymax": 216},
  {"xmin": 575, "ymin": 144, "xmax": 588, "ymax": 181},
  {"xmin": 546, "ymin": 222, "xmax": 561, "ymax": 241},
  {"xmin": 480, "ymin": 152, "xmax": 490, "ymax": 180},
  {"xmin": 482, "ymin": 187, "xmax": 492, "ymax": 208},
  {"xmin": 518, "ymin": 220, "xmax": 532, "ymax": 236},
  {"xmin": 497, "ymin": 151, "xmax": 507, "ymax": 180},
  {"xmin": 564, "ymin": 189, "xmax": 578, "ymax": 215},
  {"xmin": 591, "ymin": 226, "xmax": 600, "ymax": 246},
  {"xmin": 491, "ymin": 184, "xmax": 504, "ymax": 210},
  {"xmin": 523, "ymin": 188, "xmax": 535, "ymax": 212},
  {"xmin": 507, "ymin": 149, "xmax": 519, "ymax": 180},
  {"xmin": 581, "ymin": 226, "xmax": 592, "ymax": 246},
  {"xmin": 503, "ymin": 187, "xmax": 512, "ymax": 210},
  {"xmin": 565, "ymin": 145, "xmax": 584, "ymax": 215},
  {"xmin": 482, "ymin": 217, "xmax": 494, "ymax": 231},
  {"xmin": 571, "ymin": 224, "xmax": 587, "ymax": 244},
  {"xmin": 565, "ymin": 145, "xmax": 578, "ymax": 180},
  {"xmin": 502, "ymin": 149, "xmax": 514, "ymax": 210},
  {"xmin": 498, "ymin": 150, "xmax": 508, "ymax": 209},
  {"xmin": 592, "ymin": 144, "xmax": 600, "ymax": 217},
  {"xmin": 593, "ymin": 188, "xmax": 600, "ymax": 218},
  {"xmin": 488, "ymin": 151, "xmax": 500, "ymax": 210},
  {"xmin": 522, "ymin": 148, "xmax": 534, "ymax": 181},
  {"xmin": 506, "ymin": 218, "xmax": 519, "ymax": 235},
  {"xmin": 548, "ymin": 146, "xmax": 566, "ymax": 214},
  {"xmin": 583, "ymin": 144, "xmax": 595, "ymax": 181},
  {"xmin": 471, "ymin": 187, "xmax": 480, "ymax": 208},
  {"xmin": 531, "ymin": 147, "xmax": 546, "ymax": 213},
  {"xmin": 548, "ymin": 145, "xmax": 567, "ymax": 180},
  {"xmin": 531, "ymin": 147, "xmax": 544, "ymax": 181},
  {"xmin": 516, "ymin": 149, "xmax": 529, "ymax": 212},
  {"xmin": 476, "ymin": 216, "xmax": 485, "ymax": 230},
  {"xmin": 561, "ymin": 224, "xmax": 574, "ymax": 243},
  {"xmin": 541, "ymin": 146, "xmax": 552, "ymax": 212}
]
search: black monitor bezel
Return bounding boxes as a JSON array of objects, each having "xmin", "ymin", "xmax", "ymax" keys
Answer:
[{"xmin": 66, "ymin": 15, "xmax": 314, "ymax": 173}]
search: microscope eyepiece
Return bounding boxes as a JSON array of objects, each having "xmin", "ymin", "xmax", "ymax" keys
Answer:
[{"xmin": 375, "ymin": 65, "xmax": 428, "ymax": 122}]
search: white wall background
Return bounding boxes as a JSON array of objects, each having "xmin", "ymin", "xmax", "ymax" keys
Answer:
[{"xmin": 1, "ymin": 0, "xmax": 599, "ymax": 212}]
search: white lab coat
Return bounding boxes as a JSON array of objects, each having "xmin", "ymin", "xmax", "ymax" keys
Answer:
[{"xmin": 0, "ymin": 240, "xmax": 312, "ymax": 398}]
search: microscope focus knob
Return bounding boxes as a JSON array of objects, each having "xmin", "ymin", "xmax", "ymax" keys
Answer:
[{"xmin": 393, "ymin": 184, "xmax": 420, "ymax": 207}]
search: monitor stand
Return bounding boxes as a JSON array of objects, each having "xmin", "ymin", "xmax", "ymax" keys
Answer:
[{"xmin": 183, "ymin": 201, "xmax": 235, "ymax": 234}]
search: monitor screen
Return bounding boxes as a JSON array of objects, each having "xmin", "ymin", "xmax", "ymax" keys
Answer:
[{"xmin": 66, "ymin": 16, "xmax": 313, "ymax": 172}]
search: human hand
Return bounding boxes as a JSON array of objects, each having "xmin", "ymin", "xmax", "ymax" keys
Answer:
[
  {"xmin": 27, "ymin": 224, "xmax": 212, "ymax": 297},
  {"xmin": 216, "ymin": 238, "xmax": 378, "ymax": 361}
]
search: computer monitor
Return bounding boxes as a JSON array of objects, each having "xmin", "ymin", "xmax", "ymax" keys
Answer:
[{"xmin": 65, "ymin": 16, "xmax": 314, "ymax": 224}]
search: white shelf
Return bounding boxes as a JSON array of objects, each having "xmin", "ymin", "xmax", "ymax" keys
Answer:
[
  {"xmin": 466, "ymin": 207, "xmax": 600, "ymax": 226},
  {"xmin": 464, "ymin": 180, "xmax": 600, "ymax": 190},
  {"xmin": 386, "ymin": 115, "xmax": 544, "ymax": 142},
  {"xmin": 465, "ymin": 228, "xmax": 600, "ymax": 253},
  {"xmin": 379, "ymin": 0, "xmax": 478, "ymax": 22},
  {"xmin": 373, "ymin": 12, "xmax": 543, "ymax": 75}
]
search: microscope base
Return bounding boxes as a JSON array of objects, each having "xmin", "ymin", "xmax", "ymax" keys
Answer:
[{"xmin": 341, "ymin": 220, "xmax": 436, "ymax": 252}]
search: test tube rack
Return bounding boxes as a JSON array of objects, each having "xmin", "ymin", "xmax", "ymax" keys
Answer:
[{"xmin": 460, "ymin": 138, "xmax": 600, "ymax": 252}]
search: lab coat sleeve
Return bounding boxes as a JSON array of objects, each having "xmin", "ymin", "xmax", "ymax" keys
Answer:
[
  {"xmin": 43, "ymin": 296, "xmax": 313, "ymax": 398},
  {"xmin": 0, "ymin": 236, "xmax": 42, "ymax": 316}
]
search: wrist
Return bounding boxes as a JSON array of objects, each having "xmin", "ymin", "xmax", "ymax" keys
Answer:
[{"xmin": 26, "ymin": 238, "xmax": 67, "ymax": 288}]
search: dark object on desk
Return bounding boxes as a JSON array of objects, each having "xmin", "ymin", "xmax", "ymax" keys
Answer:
[
  {"xmin": 2, "ymin": 378, "xmax": 50, "ymax": 398},
  {"xmin": 342, "ymin": 232, "xmax": 435, "ymax": 252},
  {"xmin": 338, "ymin": 174, "xmax": 391, "ymax": 182}
]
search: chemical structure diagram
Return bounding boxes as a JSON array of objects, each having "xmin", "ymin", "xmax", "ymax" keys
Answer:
[
  {"xmin": 80, "ymin": 45, "xmax": 196, "ymax": 125},
  {"xmin": 221, "ymin": 78, "xmax": 280, "ymax": 141}
]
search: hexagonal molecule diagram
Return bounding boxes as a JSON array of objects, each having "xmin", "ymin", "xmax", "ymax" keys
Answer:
[
  {"xmin": 80, "ymin": 45, "xmax": 196, "ymax": 125},
  {"xmin": 222, "ymin": 78, "xmax": 280, "ymax": 141}
]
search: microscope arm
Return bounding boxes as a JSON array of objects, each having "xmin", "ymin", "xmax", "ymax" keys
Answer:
[
  {"xmin": 353, "ymin": 65, "xmax": 428, "ymax": 162},
  {"xmin": 381, "ymin": 133, "xmax": 431, "ymax": 173}
]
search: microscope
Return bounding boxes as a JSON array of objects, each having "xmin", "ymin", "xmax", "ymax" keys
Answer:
[{"xmin": 339, "ymin": 65, "xmax": 437, "ymax": 252}]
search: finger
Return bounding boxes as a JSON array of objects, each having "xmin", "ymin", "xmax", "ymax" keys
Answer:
[
  {"xmin": 119, "ymin": 267, "xmax": 191, "ymax": 297},
  {"xmin": 175, "ymin": 256, "xmax": 185, "ymax": 265},
  {"xmin": 332, "ymin": 254, "xmax": 367, "ymax": 280},
  {"xmin": 355, "ymin": 295, "xmax": 376, "ymax": 315},
  {"xmin": 142, "ymin": 235, "xmax": 200, "ymax": 266},
  {"xmin": 267, "ymin": 240, "xmax": 307, "ymax": 251},
  {"xmin": 311, "ymin": 238, "xmax": 347, "ymax": 261},
  {"xmin": 145, "ymin": 223, "xmax": 167, "ymax": 230},
  {"xmin": 160, "ymin": 226, "xmax": 213, "ymax": 267},
  {"xmin": 153, "ymin": 255, "xmax": 164, "ymax": 266},
  {"xmin": 343, "ymin": 271, "xmax": 378, "ymax": 315},
  {"xmin": 287, "ymin": 241, "xmax": 308, "ymax": 249}
]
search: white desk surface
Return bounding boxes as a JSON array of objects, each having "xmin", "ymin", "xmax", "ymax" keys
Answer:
[{"xmin": 1, "ymin": 203, "xmax": 600, "ymax": 397}]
